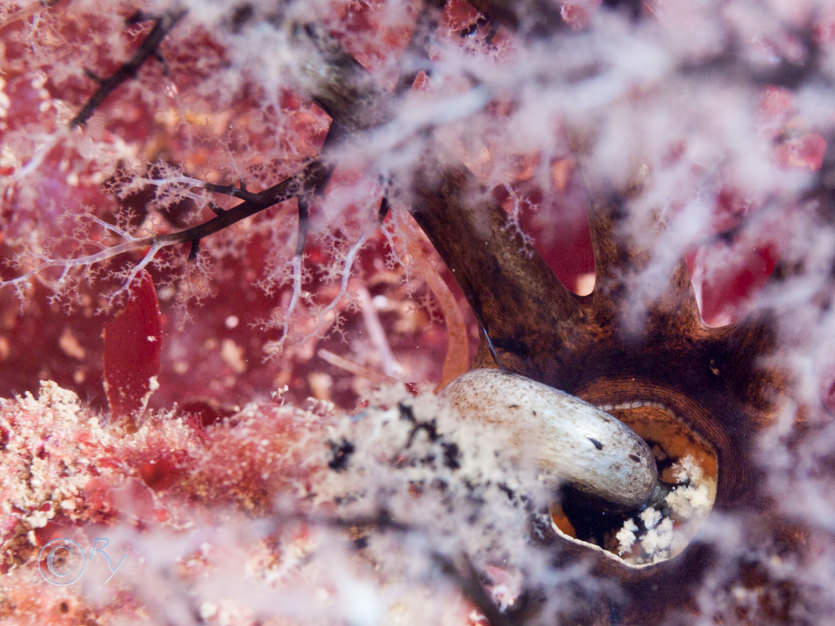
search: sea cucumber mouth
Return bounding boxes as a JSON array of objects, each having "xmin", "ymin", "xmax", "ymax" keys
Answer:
[{"xmin": 549, "ymin": 391, "xmax": 719, "ymax": 568}]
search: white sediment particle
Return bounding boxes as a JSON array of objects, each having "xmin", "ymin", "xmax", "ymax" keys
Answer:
[
  {"xmin": 731, "ymin": 586, "xmax": 748, "ymax": 602},
  {"xmin": 640, "ymin": 506, "xmax": 662, "ymax": 530},
  {"xmin": 616, "ymin": 519, "xmax": 638, "ymax": 555},
  {"xmin": 221, "ymin": 338, "xmax": 247, "ymax": 373},
  {"xmin": 666, "ymin": 455, "xmax": 714, "ymax": 518},
  {"xmin": 26, "ymin": 509, "xmax": 50, "ymax": 529},
  {"xmin": 641, "ymin": 516, "xmax": 674, "ymax": 556},
  {"xmin": 667, "ymin": 483, "xmax": 714, "ymax": 518},
  {"xmin": 0, "ymin": 77, "xmax": 9, "ymax": 117},
  {"xmin": 59, "ymin": 327, "xmax": 87, "ymax": 360},
  {"xmin": 672, "ymin": 455, "xmax": 703, "ymax": 484},
  {"xmin": 199, "ymin": 602, "xmax": 218, "ymax": 620},
  {"xmin": 135, "ymin": 375, "xmax": 160, "ymax": 414}
]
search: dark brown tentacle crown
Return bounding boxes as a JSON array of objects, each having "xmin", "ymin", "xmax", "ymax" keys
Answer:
[{"xmin": 411, "ymin": 158, "xmax": 786, "ymax": 623}]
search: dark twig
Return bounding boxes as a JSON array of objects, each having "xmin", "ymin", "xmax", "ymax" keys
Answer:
[
  {"xmin": 69, "ymin": 9, "xmax": 186, "ymax": 128},
  {"xmin": 152, "ymin": 159, "xmax": 330, "ymax": 254},
  {"xmin": 295, "ymin": 196, "xmax": 310, "ymax": 256}
]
